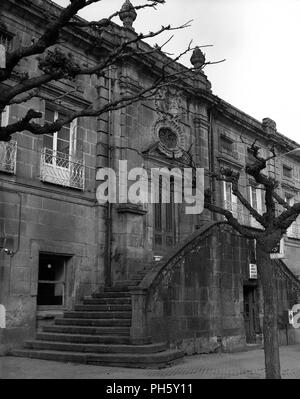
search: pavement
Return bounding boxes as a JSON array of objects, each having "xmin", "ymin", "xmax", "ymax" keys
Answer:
[{"xmin": 1, "ymin": 344, "xmax": 300, "ymax": 379}]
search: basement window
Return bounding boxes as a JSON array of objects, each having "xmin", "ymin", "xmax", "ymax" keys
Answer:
[{"xmin": 37, "ymin": 254, "xmax": 68, "ymax": 308}]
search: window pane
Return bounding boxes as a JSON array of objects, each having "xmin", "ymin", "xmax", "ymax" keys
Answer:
[
  {"xmin": 251, "ymin": 188, "xmax": 257, "ymax": 209},
  {"xmin": 155, "ymin": 203, "xmax": 162, "ymax": 231},
  {"xmin": 45, "ymin": 108, "xmax": 55, "ymax": 123},
  {"xmin": 57, "ymin": 126, "xmax": 70, "ymax": 142},
  {"xmin": 166, "ymin": 202, "xmax": 173, "ymax": 232},
  {"xmin": 1, "ymin": 106, "xmax": 9, "ymax": 127},
  {"xmin": 57, "ymin": 139, "xmax": 69, "ymax": 155},
  {"xmin": 43, "ymin": 134, "xmax": 53, "ymax": 150},
  {"xmin": 226, "ymin": 182, "xmax": 232, "ymax": 202}
]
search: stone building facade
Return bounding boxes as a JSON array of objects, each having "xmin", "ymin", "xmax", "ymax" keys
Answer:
[{"xmin": 0, "ymin": 0, "xmax": 300, "ymax": 361}]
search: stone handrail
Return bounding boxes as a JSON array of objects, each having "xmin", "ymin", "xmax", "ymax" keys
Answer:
[
  {"xmin": 129, "ymin": 221, "xmax": 300, "ymax": 341},
  {"xmin": 129, "ymin": 220, "xmax": 226, "ymax": 340}
]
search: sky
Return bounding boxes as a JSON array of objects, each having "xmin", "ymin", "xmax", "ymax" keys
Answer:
[{"xmin": 54, "ymin": 0, "xmax": 300, "ymax": 144}]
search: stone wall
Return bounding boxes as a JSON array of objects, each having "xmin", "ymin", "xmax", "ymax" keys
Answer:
[
  {"xmin": 140, "ymin": 223, "xmax": 300, "ymax": 354},
  {"xmin": 0, "ymin": 1, "xmax": 107, "ymax": 353}
]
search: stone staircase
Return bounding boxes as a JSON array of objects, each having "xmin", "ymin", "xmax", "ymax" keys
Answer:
[{"xmin": 12, "ymin": 271, "xmax": 184, "ymax": 368}]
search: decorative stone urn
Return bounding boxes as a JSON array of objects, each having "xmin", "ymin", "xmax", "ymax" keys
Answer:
[
  {"xmin": 119, "ymin": 0, "xmax": 137, "ymax": 30},
  {"xmin": 190, "ymin": 46, "xmax": 206, "ymax": 71}
]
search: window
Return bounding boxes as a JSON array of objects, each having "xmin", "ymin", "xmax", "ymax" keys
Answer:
[
  {"xmin": 37, "ymin": 254, "xmax": 68, "ymax": 307},
  {"xmin": 0, "ymin": 106, "xmax": 9, "ymax": 127},
  {"xmin": 285, "ymin": 194, "xmax": 294, "ymax": 207},
  {"xmin": 283, "ymin": 165, "xmax": 292, "ymax": 179},
  {"xmin": 154, "ymin": 177, "xmax": 177, "ymax": 249},
  {"xmin": 158, "ymin": 127, "xmax": 178, "ymax": 149},
  {"xmin": 0, "ymin": 106, "xmax": 17, "ymax": 174},
  {"xmin": 223, "ymin": 181, "xmax": 238, "ymax": 216},
  {"xmin": 249, "ymin": 185, "xmax": 264, "ymax": 228},
  {"xmin": 40, "ymin": 106, "xmax": 85, "ymax": 190},
  {"xmin": 220, "ymin": 135, "xmax": 233, "ymax": 155},
  {"xmin": 284, "ymin": 194, "xmax": 300, "ymax": 238},
  {"xmin": 0, "ymin": 34, "xmax": 13, "ymax": 52},
  {"xmin": 43, "ymin": 108, "xmax": 75, "ymax": 167}
]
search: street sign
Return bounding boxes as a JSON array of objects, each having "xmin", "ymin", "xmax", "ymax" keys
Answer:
[{"xmin": 249, "ymin": 263, "xmax": 257, "ymax": 279}]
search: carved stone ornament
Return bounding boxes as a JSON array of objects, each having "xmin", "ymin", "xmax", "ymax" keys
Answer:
[
  {"xmin": 119, "ymin": 0, "xmax": 137, "ymax": 30},
  {"xmin": 151, "ymin": 117, "xmax": 186, "ymax": 159},
  {"xmin": 154, "ymin": 87, "xmax": 183, "ymax": 121}
]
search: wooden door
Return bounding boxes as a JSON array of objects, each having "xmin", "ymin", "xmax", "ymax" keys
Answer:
[{"xmin": 243, "ymin": 285, "xmax": 259, "ymax": 343}]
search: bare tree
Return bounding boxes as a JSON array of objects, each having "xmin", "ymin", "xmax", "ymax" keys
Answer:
[
  {"xmin": 204, "ymin": 139, "xmax": 300, "ymax": 379},
  {"xmin": 0, "ymin": 0, "xmax": 221, "ymax": 142}
]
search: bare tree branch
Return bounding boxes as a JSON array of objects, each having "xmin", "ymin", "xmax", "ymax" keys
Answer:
[
  {"xmin": 212, "ymin": 167, "xmax": 266, "ymax": 227},
  {"xmin": 204, "ymin": 190, "xmax": 259, "ymax": 239},
  {"xmin": 272, "ymin": 191, "xmax": 291, "ymax": 210}
]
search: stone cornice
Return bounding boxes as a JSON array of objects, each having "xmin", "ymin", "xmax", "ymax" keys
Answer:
[
  {"xmin": 281, "ymin": 181, "xmax": 299, "ymax": 193},
  {"xmin": 3, "ymin": 0, "xmax": 300, "ymax": 158},
  {"xmin": 194, "ymin": 89, "xmax": 300, "ymax": 156}
]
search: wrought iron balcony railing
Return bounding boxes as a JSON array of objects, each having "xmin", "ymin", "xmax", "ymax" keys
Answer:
[
  {"xmin": 0, "ymin": 140, "xmax": 17, "ymax": 174},
  {"xmin": 40, "ymin": 148, "xmax": 85, "ymax": 190}
]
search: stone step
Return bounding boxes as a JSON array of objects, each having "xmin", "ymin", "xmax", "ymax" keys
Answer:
[
  {"xmin": 12, "ymin": 348, "xmax": 184, "ymax": 368},
  {"xmin": 63, "ymin": 311, "xmax": 131, "ymax": 319},
  {"xmin": 131, "ymin": 274, "xmax": 146, "ymax": 280},
  {"xmin": 43, "ymin": 325, "xmax": 130, "ymax": 336},
  {"xmin": 55, "ymin": 318, "xmax": 131, "ymax": 327},
  {"xmin": 74, "ymin": 304, "xmax": 132, "ymax": 312},
  {"xmin": 130, "ymin": 275, "xmax": 144, "ymax": 280},
  {"xmin": 24, "ymin": 340, "xmax": 167, "ymax": 354},
  {"xmin": 92, "ymin": 291, "xmax": 131, "ymax": 298},
  {"xmin": 36, "ymin": 332, "xmax": 134, "ymax": 345},
  {"xmin": 104, "ymin": 286, "xmax": 131, "ymax": 292},
  {"xmin": 83, "ymin": 297, "xmax": 131, "ymax": 305},
  {"xmin": 112, "ymin": 282, "xmax": 140, "ymax": 288}
]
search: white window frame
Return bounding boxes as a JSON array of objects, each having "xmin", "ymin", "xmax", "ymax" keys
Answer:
[
  {"xmin": 249, "ymin": 185, "xmax": 263, "ymax": 227},
  {"xmin": 1, "ymin": 105, "xmax": 10, "ymax": 127},
  {"xmin": 285, "ymin": 194, "xmax": 297, "ymax": 238},
  {"xmin": 44, "ymin": 109, "xmax": 77, "ymax": 169},
  {"xmin": 223, "ymin": 181, "xmax": 238, "ymax": 216},
  {"xmin": 40, "ymin": 107, "xmax": 84, "ymax": 189}
]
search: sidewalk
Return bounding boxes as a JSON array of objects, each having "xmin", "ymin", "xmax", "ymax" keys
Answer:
[{"xmin": 1, "ymin": 345, "xmax": 300, "ymax": 379}]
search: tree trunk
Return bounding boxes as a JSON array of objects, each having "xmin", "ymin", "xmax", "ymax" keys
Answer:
[{"xmin": 256, "ymin": 240, "xmax": 281, "ymax": 379}]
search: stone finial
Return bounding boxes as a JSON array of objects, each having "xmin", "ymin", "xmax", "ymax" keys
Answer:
[
  {"xmin": 190, "ymin": 46, "xmax": 206, "ymax": 71},
  {"xmin": 119, "ymin": 0, "xmax": 137, "ymax": 31},
  {"xmin": 262, "ymin": 117, "xmax": 277, "ymax": 133}
]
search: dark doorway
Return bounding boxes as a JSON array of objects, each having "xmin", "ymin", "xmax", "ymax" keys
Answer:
[
  {"xmin": 243, "ymin": 285, "xmax": 260, "ymax": 343},
  {"xmin": 37, "ymin": 253, "xmax": 68, "ymax": 307}
]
